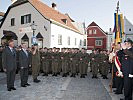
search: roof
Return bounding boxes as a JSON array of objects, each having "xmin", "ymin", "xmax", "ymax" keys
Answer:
[
  {"xmin": 0, "ymin": 0, "xmax": 80, "ymax": 33},
  {"xmin": 87, "ymin": 21, "xmax": 107, "ymax": 35},
  {"xmin": 0, "ymin": 12, "xmax": 5, "ymax": 16},
  {"xmin": 88, "ymin": 22, "xmax": 98, "ymax": 27}
]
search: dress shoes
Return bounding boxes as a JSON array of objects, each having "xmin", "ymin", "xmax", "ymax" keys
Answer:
[
  {"xmin": 11, "ymin": 87, "xmax": 16, "ymax": 90},
  {"xmin": 25, "ymin": 83, "xmax": 30, "ymax": 86}
]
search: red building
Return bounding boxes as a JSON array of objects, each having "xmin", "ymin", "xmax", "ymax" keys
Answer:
[{"xmin": 87, "ymin": 22, "xmax": 107, "ymax": 50}]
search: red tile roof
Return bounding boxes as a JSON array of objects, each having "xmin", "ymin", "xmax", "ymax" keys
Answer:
[
  {"xmin": 88, "ymin": 21, "xmax": 98, "ymax": 27},
  {"xmin": 28, "ymin": 0, "xmax": 80, "ymax": 33}
]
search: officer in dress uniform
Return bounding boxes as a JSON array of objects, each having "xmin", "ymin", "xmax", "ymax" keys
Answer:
[
  {"xmin": 120, "ymin": 39, "xmax": 133, "ymax": 100},
  {"xmin": 113, "ymin": 42, "xmax": 124, "ymax": 95}
]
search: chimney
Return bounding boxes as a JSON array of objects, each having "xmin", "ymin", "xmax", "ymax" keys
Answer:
[
  {"xmin": 52, "ymin": 3, "xmax": 57, "ymax": 10},
  {"xmin": 11, "ymin": 0, "xmax": 17, "ymax": 4}
]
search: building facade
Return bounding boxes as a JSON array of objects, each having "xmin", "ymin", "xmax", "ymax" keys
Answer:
[
  {"xmin": 0, "ymin": 0, "xmax": 86, "ymax": 49},
  {"xmin": 124, "ymin": 17, "xmax": 133, "ymax": 40},
  {"xmin": 87, "ymin": 22, "xmax": 107, "ymax": 50}
]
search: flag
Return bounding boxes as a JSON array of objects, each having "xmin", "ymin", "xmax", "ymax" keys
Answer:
[{"xmin": 113, "ymin": 13, "xmax": 125, "ymax": 44}]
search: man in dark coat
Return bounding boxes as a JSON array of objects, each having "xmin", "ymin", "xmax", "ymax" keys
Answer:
[
  {"xmin": 120, "ymin": 39, "xmax": 133, "ymax": 100},
  {"xmin": 2, "ymin": 39, "xmax": 17, "ymax": 91},
  {"xmin": 19, "ymin": 43, "xmax": 31, "ymax": 87}
]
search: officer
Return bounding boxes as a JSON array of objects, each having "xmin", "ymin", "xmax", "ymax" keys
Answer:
[
  {"xmin": 120, "ymin": 39, "xmax": 133, "ymax": 100},
  {"xmin": 31, "ymin": 44, "xmax": 41, "ymax": 83},
  {"xmin": 114, "ymin": 42, "xmax": 123, "ymax": 94}
]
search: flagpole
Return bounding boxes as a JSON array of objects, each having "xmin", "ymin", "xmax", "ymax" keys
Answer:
[{"xmin": 109, "ymin": 1, "xmax": 120, "ymax": 93}]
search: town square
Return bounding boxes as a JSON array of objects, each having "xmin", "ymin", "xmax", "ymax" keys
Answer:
[{"xmin": 0, "ymin": 0, "xmax": 133, "ymax": 100}]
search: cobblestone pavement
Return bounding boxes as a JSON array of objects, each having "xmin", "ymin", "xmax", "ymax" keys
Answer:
[{"xmin": 0, "ymin": 72, "xmax": 121, "ymax": 100}]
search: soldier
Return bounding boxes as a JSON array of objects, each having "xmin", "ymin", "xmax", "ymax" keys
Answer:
[
  {"xmin": 42, "ymin": 47, "xmax": 49, "ymax": 76},
  {"xmin": 48, "ymin": 48, "xmax": 52, "ymax": 74},
  {"xmin": 75, "ymin": 48, "xmax": 80, "ymax": 75},
  {"xmin": 98, "ymin": 50, "xmax": 103, "ymax": 74},
  {"xmin": 101, "ymin": 50, "xmax": 109, "ymax": 79},
  {"xmin": 84, "ymin": 49, "xmax": 90, "ymax": 76},
  {"xmin": 39, "ymin": 48, "xmax": 44, "ymax": 73},
  {"xmin": 69, "ymin": 48, "xmax": 77, "ymax": 77},
  {"xmin": 91, "ymin": 49, "xmax": 99, "ymax": 78},
  {"xmin": 61, "ymin": 48, "xmax": 69, "ymax": 77},
  {"xmin": 51, "ymin": 47, "xmax": 58, "ymax": 76},
  {"xmin": 57, "ymin": 48, "xmax": 61, "ymax": 75},
  {"xmin": 31, "ymin": 44, "xmax": 41, "ymax": 83},
  {"xmin": 89, "ymin": 50, "xmax": 94, "ymax": 72},
  {"xmin": 79, "ymin": 48, "xmax": 89, "ymax": 78}
]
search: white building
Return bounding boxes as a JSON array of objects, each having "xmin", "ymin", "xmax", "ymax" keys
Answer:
[{"xmin": 0, "ymin": 0, "xmax": 86, "ymax": 48}]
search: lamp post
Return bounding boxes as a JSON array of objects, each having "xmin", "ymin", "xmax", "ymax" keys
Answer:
[
  {"xmin": 30, "ymin": 21, "xmax": 37, "ymax": 37},
  {"xmin": 30, "ymin": 21, "xmax": 37, "ymax": 45}
]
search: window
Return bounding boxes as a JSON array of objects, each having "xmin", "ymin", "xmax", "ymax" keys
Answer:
[
  {"xmin": 93, "ymin": 30, "xmax": 97, "ymax": 34},
  {"xmin": 84, "ymin": 39, "xmax": 86, "ymax": 46},
  {"xmin": 58, "ymin": 34, "xmax": 62, "ymax": 45},
  {"xmin": 80, "ymin": 39, "xmax": 82, "ymax": 46},
  {"xmin": 75, "ymin": 38, "xmax": 77, "ymax": 45},
  {"xmin": 62, "ymin": 19, "xmax": 67, "ymax": 24},
  {"xmin": 11, "ymin": 18, "xmax": 15, "ymax": 26},
  {"xmin": 21, "ymin": 14, "xmax": 31, "ymax": 24},
  {"xmin": 68, "ymin": 36, "xmax": 70, "ymax": 45},
  {"xmin": 95, "ymin": 40, "xmax": 102, "ymax": 46},
  {"xmin": 129, "ymin": 28, "xmax": 132, "ymax": 31},
  {"xmin": 89, "ymin": 30, "xmax": 92, "ymax": 34}
]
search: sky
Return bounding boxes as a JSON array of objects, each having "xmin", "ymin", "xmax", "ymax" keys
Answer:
[{"xmin": 0, "ymin": 0, "xmax": 133, "ymax": 32}]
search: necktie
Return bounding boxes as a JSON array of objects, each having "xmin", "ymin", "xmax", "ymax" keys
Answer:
[{"xmin": 12, "ymin": 49, "xmax": 15, "ymax": 57}]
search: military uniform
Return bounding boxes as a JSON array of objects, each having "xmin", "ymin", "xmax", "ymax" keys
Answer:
[
  {"xmin": 91, "ymin": 53, "xmax": 99, "ymax": 78},
  {"xmin": 61, "ymin": 52, "xmax": 69, "ymax": 77},
  {"xmin": 79, "ymin": 52, "xmax": 89, "ymax": 78},
  {"xmin": 69, "ymin": 52, "xmax": 77, "ymax": 77},
  {"xmin": 51, "ymin": 52, "xmax": 59, "ymax": 76},
  {"xmin": 32, "ymin": 50, "xmax": 41, "ymax": 81},
  {"xmin": 42, "ymin": 51, "xmax": 49, "ymax": 76},
  {"xmin": 101, "ymin": 53, "xmax": 109, "ymax": 79}
]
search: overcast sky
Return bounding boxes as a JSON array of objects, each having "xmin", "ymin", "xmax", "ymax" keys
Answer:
[{"xmin": 0, "ymin": 0, "xmax": 133, "ymax": 32}]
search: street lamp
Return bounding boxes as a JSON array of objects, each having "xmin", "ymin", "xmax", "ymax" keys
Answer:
[
  {"xmin": 30, "ymin": 21, "xmax": 37, "ymax": 45},
  {"xmin": 30, "ymin": 21, "xmax": 37, "ymax": 37}
]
